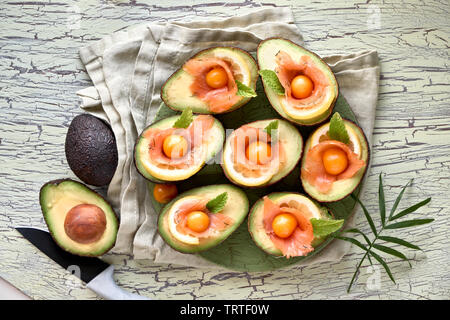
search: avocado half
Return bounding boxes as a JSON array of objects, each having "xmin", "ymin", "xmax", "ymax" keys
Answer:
[
  {"xmin": 158, "ymin": 184, "xmax": 249, "ymax": 253},
  {"xmin": 257, "ymin": 38, "xmax": 338, "ymax": 126},
  {"xmin": 39, "ymin": 179, "xmax": 119, "ymax": 257},
  {"xmin": 300, "ymin": 119, "xmax": 370, "ymax": 202},
  {"xmin": 65, "ymin": 114, "xmax": 118, "ymax": 187},
  {"xmin": 221, "ymin": 118, "xmax": 303, "ymax": 187},
  {"xmin": 134, "ymin": 115, "xmax": 225, "ymax": 183},
  {"xmin": 161, "ymin": 46, "xmax": 258, "ymax": 114},
  {"xmin": 248, "ymin": 192, "xmax": 333, "ymax": 257}
]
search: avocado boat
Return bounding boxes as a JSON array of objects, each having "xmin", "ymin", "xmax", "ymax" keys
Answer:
[
  {"xmin": 248, "ymin": 192, "xmax": 336, "ymax": 258},
  {"xmin": 300, "ymin": 115, "xmax": 369, "ymax": 202},
  {"xmin": 134, "ymin": 114, "xmax": 225, "ymax": 183},
  {"xmin": 161, "ymin": 47, "xmax": 258, "ymax": 114},
  {"xmin": 158, "ymin": 184, "xmax": 249, "ymax": 254},
  {"xmin": 222, "ymin": 119, "xmax": 302, "ymax": 187},
  {"xmin": 257, "ymin": 38, "xmax": 338, "ymax": 126},
  {"xmin": 39, "ymin": 179, "xmax": 119, "ymax": 257}
]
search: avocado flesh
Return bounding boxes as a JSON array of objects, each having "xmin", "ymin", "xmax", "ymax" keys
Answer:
[
  {"xmin": 39, "ymin": 179, "xmax": 118, "ymax": 257},
  {"xmin": 257, "ymin": 38, "xmax": 338, "ymax": 126},
  {"xmin": 248, "ymin": 192, "xmax": 332, "ymax": 257},
  {"xmin": 134, "ymin": 115, "xmax": 225, "ymax": 182},
  {"xmin": 158, "ymin": 184, "xmax": 249, "ymax": 253},
  {"xmin": 65, "ymin": 114, "xmax": 118, "ymax": 187},
  {"xmin": 161, "ymin": 47, "xmax": 259, "ymax": 114},
  {"xmin": 222, "ymin": 119, "xmax": 303, "ymax": 187},
  {"xmin": 301, "ymin": 120, "xmax": 369, "ymax": 202}
]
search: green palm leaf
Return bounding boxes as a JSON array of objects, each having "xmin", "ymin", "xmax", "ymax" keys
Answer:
[
  {"xmin": 334, "ymin": 235, "xmax": 369, "ymax": 252},
  {"xmin": 390, "ymin": 198, "xmax": 431, "ymax": 221},
  {"xmin": 342, "ymin": 228, "xmax": 373, "ymax": 265},
  {"xmin": 388, "ymin": 179, "xmax": 413, "ymax": 220},
  {"xmin": 372, "ymin": 243, "xmax": 411, "ymax": 267},
  {"xmin": 379, "ymin": 174, "xmax": 386, "ymax": 226},
  {"xmin": 334, "ymin": 235, "xmax": 370, "ymax": 292},
  {"xmin": 369, "ymin": 250, "xmax": 396, "ymax": 284},
  {"xmin": 343, "ymin": 228, "xmax": 372, "ymax": 247},
  {"xmin": 351, "ymin": 194, "xmax": 377, "ymax": 236},
  {"xmin": 385, "ymin": 218, "xmax": 434, "ymax": 230},
  {"xmin": 342, "ymin": 173, "xmax": 433, "ymax": 292},
  {"xmin": 378, "ymin": 236, "xmax": 421, "ymax": 251}
]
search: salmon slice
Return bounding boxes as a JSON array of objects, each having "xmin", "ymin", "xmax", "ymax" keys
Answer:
[
  {"xmin": 301, "ymin": 140, "xmax": 365, "ymax": 193},
  {"xmin": 183, "ymin": 58, "xmax": 241, "ymax": 113},
  {"xmin": 230, "ymin": 126, "xmax": 285, "ymax": 178},
  {"xmin": 174, "ymin": 197, "xmax": 234, "ymax": 238},
  {"xmin": 144, "ymin": 115, "xmax": 214, "ymax": 169},
  {"xmin": 263, "ymin": 196, "xmax": 314, "ymax": 258},
  {"xmin": 275, "ymin": 50, "xmax": 330, "ymax": 109}
]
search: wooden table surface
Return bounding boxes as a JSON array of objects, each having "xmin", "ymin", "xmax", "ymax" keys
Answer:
[{"xmin": 1, "ymin": 0, "xmax": 449, "ymax": 300}]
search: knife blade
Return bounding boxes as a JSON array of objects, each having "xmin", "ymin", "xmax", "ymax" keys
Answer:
[{"xmin": 15, "ymin": 227, "xmax": 150, "ymax": 300}]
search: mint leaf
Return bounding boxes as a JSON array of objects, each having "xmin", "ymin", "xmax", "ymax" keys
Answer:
[
  {"xmin": 259, "ymin": 69, "xmax": 285, "ymax": 95},
  {"xmin": 206, "ymin": 192, "xmax": 228, "ymax": 213},
  {"xmin": 173, "ymin": 108, "xmax": 193, "ymax": 129},
  {"xmin": 264, "ymin": 120, "xmax": 279, "ymax": 137},
  {"xmin": 328, "ymin": 112, "xmax": 350, "ymax": 144},
  {"xmin": 311, "ymin": 218, "xmax": 344, "ymax": 237},
  {"xmin": 236, "ymin": 80, "xmax": 257, "ymax": 97}
]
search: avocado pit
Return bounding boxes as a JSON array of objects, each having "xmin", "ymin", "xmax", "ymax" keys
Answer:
[{"xmin": 64, "ymin": 204, "xmax": 107, "ymax": 244}]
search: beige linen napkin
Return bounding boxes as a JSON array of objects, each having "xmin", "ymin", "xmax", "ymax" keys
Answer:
[{"xmin": 77, "ymin": 8, "xmax": 379, "ymax": 269}]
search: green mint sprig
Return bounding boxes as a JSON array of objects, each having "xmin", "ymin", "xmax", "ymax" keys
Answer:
[
  {"xmin": 173, "ymin": 108, "xmax": 193, "ymax": 129},
  {"xmin": 236, "ymin": 80, "xmax": 257, "ymax": 98},
  {"xmin": 328, "ymin": 112, "xmax": 350, "ymax": 144},
  {"xmin": 334, "ymin": 173, "xmax": 433, "ymax": 293},
  {"xmin": 259, "ymin": 69, "xmax": 285, "ymax": 95},
  {"xmin": 311, "ymin": 218, "xmax": 345, "ymax": 237},
  {"xmin": 264, "ymin": 120, "xmax": 279, "ymax": 137},
  {"xmin": 206, "ymin": 192, "xmax": 228, "ymax": 213}
]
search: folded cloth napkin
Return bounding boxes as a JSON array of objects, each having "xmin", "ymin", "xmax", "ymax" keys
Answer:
[{"xmin": 77, "ymin": 7, "xmax": 380, "ymax": 269}]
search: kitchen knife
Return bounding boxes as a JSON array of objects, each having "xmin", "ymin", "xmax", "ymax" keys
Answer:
[{"xmin": 15, "ymin": 227, "xmax": 150, "ymax": 300}]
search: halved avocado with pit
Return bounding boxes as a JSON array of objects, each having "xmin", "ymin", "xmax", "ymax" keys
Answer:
[
  {"xmin": 257, "ymin": 38, "xmax": 338, "ymax": 126},
  {"xmin": 248, "ymin": 192, "xmax": 333, "ymax": 257},
  {"xmin": 300, "ymin": 119, "xmax": 369, "ymax": 202},
  {"xmin": 158, "ymin": 184, "xmax": 249, "ymax": 253},
  {"xmin": 134, "ymin": 115, "xmax": 225, "ymax": 183},
  {"xmin": 39, "ymin": 179, "xmax": 119, "ymax": 257},
  {"xmin": 161, "ymin": 47, "xmax": 258, "ymax": 114},
  {"xmin": 221, "ymin": 118, "xmax": 303, "ymax": 187}
]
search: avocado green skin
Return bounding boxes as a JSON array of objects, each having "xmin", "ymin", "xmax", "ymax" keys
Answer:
[
  {"xmin": 221, "ymin": 118, "xmax": 303, "ymax": 188},
  {"xmin": 133, "ymin": 115, "xmax": 225, "ymax": 183},
  {"xmin": 247, "ymin": 192, "xmax": 334, "ymax": 257},
  {"xmin": 133, "ymin": 132, "xmax": 164, "ymax": 184},
  {"xmin": 65, "ymin": 114, "xmax": 118, "ymax": 187},
  {"xmin": 161, "ymin": 46, "xmax": 258, "ymax": 115},
  {"xmin": 256, "ymin": 37, "xmax": 339, "ymax": 127},
  {"xmin": 39, "ymin": 179, "xmax": 119, "ymax": 257},
  {"xmin": 300, "ymin": 118, "xmax": 370, "ymax": 203},
  {"xmin": 157, "ymin": 184, "xmax": 249, "ymax": 254}
]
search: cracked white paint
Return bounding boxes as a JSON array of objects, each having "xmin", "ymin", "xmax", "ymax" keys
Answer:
[{"xmin": 0, "ymin": 0, "xmax": 449, "ymax": 300}]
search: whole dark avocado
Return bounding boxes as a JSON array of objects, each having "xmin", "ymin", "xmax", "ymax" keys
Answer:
[{"xmin": 65, "ymin": 113, "xmax": 118, "ymax": 187}]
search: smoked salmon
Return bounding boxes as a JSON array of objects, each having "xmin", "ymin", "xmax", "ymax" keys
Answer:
[
  {"xmin": 230, "ymin": 125, "xmax": 285, "ymax": 178},
  {"xmin": 301, "ymin": 140, "xmax": 366, "ymax": 193},
  {"xmin": 275, "ymin": 50, "xmax": 330, "ymax": 109},
  {"xmin": 183, "ymin": 58, "xmax": 241, "ymax": 113},
  {"xmin": 263, "ymin": 196, "xmax": 314, "ymax": 258},
  {"xmin": 143, "ymin": 115, "xmax": 214, "ymax": 169},
  {"xmin": 174, "ymin": 197, "xmax": 234, "ymax": 238}
]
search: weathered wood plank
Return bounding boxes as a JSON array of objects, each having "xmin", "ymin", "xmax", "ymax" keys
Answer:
[{"xmin": 0, "ymin": 0, "xmax": 449, "ymax": 300}]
